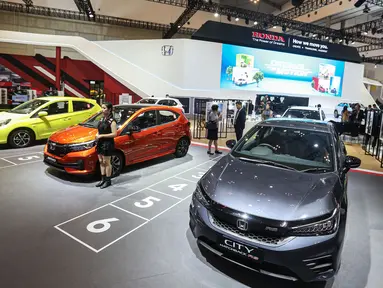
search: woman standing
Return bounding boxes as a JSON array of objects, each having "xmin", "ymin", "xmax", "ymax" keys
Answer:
[
  {"xmin": 95, "ymin": 102, "xmax": 117, "ymax": 189},
  {"xmin": 206, "ymin": 104, "xmax": 222, "ymax": 155}
]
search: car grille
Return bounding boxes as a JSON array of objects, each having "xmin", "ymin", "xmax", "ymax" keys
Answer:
[
  {"xmin": 209, "ymin": 213, "xmax": 293, "ymax": 246},
  {"xmin": 47, "ymin": 140, "xmax": 69, "ymax": 157},
  {"xmin": 303, "ymin": 255, "xmax": 334, "ymax": 275}
]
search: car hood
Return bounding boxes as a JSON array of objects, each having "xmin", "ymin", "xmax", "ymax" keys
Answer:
[
  {"xmin": 200, "ymin": 155, "xmax": 339, "ymax": 222},
  {"xmin": 49, "ymin": 125, "xmax": 97, "ymax": 144},
  {"xmin": 0, "ymin": 111, "xmax": 28, "ymax": 122}
]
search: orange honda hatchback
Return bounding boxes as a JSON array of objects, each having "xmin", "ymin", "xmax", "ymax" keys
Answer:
[{"xmin": 43, "ymin": 104, "xmax": 192, "ymax": 177}]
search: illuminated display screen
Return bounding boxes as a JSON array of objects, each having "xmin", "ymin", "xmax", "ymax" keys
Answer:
[{"xmin": 220, "ymin": 44, "xmax": 346, "ymax": 97}]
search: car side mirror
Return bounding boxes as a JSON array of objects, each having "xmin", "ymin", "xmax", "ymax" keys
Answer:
[
  {"xmin": 125, "ymin": 125, "xmax": 141, "ymax": 135},
  {"xmin": 38, "ymin": 111, "xmax": 48, "ymax": 117},
  {"xmin": 344, "ymin": 156, "xmax": 361, "ymax": 169},
  {"xmin": 226, "ymin": 139, "xmax": 236, "ymax": 149}
]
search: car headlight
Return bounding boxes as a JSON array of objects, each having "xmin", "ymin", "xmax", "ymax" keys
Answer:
[
  {"xmin": 0, "ymin": 119, "xmax": 11, "ymax": 127},
  {"xmin": 68, "ymin": 140, "xmax": 96, "ymax": 152},
  {"xmin": 193, "ymin": 183, "xmax": 211, "ymax": 207},
  {"xmin": 290, "ymin": 209, "xmax": 340, "ymax": 236}
]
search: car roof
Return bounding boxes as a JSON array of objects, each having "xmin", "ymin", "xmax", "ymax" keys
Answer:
[
  {"xmin": 114, "ymin": 104, "xmax": 181, "ymax": 110},
  {"xmin": 286, "ymin": 106, "xmax": 320, "ymax": 111},
  {"xmin": 262, "ymin": 118, "xmax": 331, "ymax": 133},
  {"xmin": 140, "ymin": 97, "xmax": 179, "ymax": 101},
  {"xmin": 37, "ymin": 96, "xmax": 94, "ymax": 101}
]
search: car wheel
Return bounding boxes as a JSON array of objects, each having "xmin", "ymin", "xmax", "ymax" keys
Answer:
[
  {"xmin": 334, "ymin": 110, "xmax": 339, "ymax": 118},
  {"xmin": 174, "ymin": 137, "xmax": 189, "ymax": 158},
  {"xmin": 9, "ymin": 128, "xmax": 34, "ymax": 148},
  {"xmin": 111, "ymin": 151, "xmax": 124, "ymax": 177}
]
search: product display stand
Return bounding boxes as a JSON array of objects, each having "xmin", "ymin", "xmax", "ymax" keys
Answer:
[{"xmin": 362, "ymin": 110, "xmax": 382, "ymax": 162}]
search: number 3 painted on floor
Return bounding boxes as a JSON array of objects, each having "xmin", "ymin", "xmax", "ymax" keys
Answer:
[
  {"xmin": 134, "ymin": 196, "xmax": 161, "ymax": 208},
  {"xmin": 86, "ymin": 218, "xmax": 119, "ymax": 233}
]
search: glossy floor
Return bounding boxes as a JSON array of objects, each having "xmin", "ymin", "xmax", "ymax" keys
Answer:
[{"xmin": 0, "ymin": 144, "xmax": 382, "ymax": 288}]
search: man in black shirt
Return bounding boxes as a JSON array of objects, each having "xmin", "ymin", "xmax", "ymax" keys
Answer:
[{"xmin": 234, "ymin": 101, "xmax": 246, "ymax": 141}]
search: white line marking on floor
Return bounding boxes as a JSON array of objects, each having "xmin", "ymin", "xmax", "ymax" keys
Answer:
[
  {"xmin": 54, "ymin": 226, "xmax": 99, "ymax": 253},
  {"xmin": 0, "ymin": 159, "xmax": 42, "ymax": 170},
  {"xmin": 109, "ymin": 204, "xmax": 149, "ymax": 221},
  {"xmin": 174, "ymin": 176, "xmax": 198, "ymax": 183},
  {"xmin": 147, "ymin": 188, "xmax": 182, "ymax": 200},
  {"xmin": 96, "ymin": 221, "xmax": 149, "ymax": 253},
  {"xmin": 1, "ymin": 151, "xmax": 44, "ymax": 159},
  {"xmin": 195, "ymin": 167, "xmax": 208, "ymax": 172},
  {"xmin": 97, "ymin": 194, "xmax": 193, "ymax": 253},
  {"xmin": 0, "ymin": 158, "xmax": 17, "ymax": 165},
  {"xmin": 54, "ymin": 157, "xmax": 222, "ymax": 252},
  {"xmin": 56, "ymin": 157, "xmax": 220, "ymax": 227},
  {"xmin": 149, "ymin": 194, "xmax": 192, "ymax": 222}
]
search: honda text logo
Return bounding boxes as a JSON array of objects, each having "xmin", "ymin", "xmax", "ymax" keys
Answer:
[
  {"xmin": 252, "ymin": 32, "xmax": 286, "ymax": 46},
  {"xmin": 161, "ymin": 45, "xmax": 174, "ymax": 56},
  {"xmin": 237, "ymin": 219, "xmax": 248, "ymax": 231}
]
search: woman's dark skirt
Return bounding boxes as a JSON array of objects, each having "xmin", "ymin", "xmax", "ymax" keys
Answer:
[
  {"xmin": 96, "ymin": 140, "xmax": 115, "ymax": 156},
  {"xmin": 207, "ymin": 128, "xmax": 218, "ymax": 140}
]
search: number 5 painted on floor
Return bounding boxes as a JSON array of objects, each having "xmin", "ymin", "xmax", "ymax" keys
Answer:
[{"xmin": 134, "ymin": 196, "xmax": 161, "ymax": 208}]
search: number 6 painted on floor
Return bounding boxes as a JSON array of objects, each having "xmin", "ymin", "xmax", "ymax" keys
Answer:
[
  {"xmin": 86, "ymin": 218, "xmax": 119, "ymax": 233},
  {"xmin": 134, "ymin": 196, "xmax": 161, "ymax": 208}
]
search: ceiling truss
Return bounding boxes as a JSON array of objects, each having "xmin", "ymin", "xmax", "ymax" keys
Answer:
[{"xmin": 0, "ymin": 1, "xmax": 196, "ymax": 35}]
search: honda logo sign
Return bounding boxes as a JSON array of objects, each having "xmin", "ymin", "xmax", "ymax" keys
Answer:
[{"xmin": 161, "ymin": 45, "xmax": 174, "ymax": 56}]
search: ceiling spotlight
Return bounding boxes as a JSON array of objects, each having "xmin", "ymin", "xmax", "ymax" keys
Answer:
[
  {"xmin": 254, "ymin": 21, "xmax": 258, "ymax": 25},
  {"xmin": 89, "ymin": 14, "xmax": 94, "ymax": 18},
  {"xmin": 339, "ymin": 39, "xmax": 343, "ymax": 43},
  {"xmin": 273, "ymin": 26, "xmax": 277, "ymax": 28},
  {"xmin": 351, "ymin": 40, "xmax": 355, "ymax": 44},
  {"xmin": 325, "ymin": 36, "xmax": 329, "ymax": 39},
  {"xmin": 363, "ymin": 31, "xmax": 368, "ymax": 35},
  {"xmin": 214, "ymin": 12, "xmax": 219, "ymax": 17},
  {"xmin": 312, "ymin": 34, "xmax": 317, "ymax": 37},
  {"xmin": 235, "ymin": 17, "xmax": 239, "ymax": 21}
]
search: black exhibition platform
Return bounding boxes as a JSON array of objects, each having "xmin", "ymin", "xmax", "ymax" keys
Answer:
[{"xmin": 0, "ymin": 144, "xmax": 382, "ymax": 288}]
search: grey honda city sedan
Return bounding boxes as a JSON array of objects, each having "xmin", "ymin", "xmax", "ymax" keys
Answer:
[{"xmin": 189, "ymin": 118, "xmax": 361, "ymax": 283}]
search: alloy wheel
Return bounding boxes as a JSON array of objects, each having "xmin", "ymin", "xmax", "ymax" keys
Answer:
[
  {"xmin": 111, "ymin": 154, "xmax": 122, "ymax": 177},
  {"xmin": 13, "ymin": 131, "xmax": 31, "ymax": 148},
  {"xmin": 177, "ymin": 139, "xmax": 189, "ymax": 157}
]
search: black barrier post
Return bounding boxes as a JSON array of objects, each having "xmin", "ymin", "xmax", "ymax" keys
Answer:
[{"xmin": 193, "ymin": 98, "xmax": 208, "ymax": 139}]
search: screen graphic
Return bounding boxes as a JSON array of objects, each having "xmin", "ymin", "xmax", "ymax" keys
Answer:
[{"xmin": 220, "ymin": 44, "xmax": 346, "ymax": 97}]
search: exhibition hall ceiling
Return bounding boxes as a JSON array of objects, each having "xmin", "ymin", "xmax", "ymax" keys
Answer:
[{"xmin": 3, "ymin": 0, "xmax": 383, "ymax": 57}]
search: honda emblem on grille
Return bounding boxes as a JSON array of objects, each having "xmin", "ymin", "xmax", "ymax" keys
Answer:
[
  {"xmin": 49, "ymin": 142, "xmax": 56, "ymax": 150},
  {"xmin": 237, "ymin": 219, "xmax": 248, "ymax": 231}
]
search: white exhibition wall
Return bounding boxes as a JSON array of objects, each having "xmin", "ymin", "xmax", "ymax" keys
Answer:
[
  {"xmin": 97, "ymin": 38, "xmax": 375, "ymax": 111},
  {"xmin": 0, "ymin": 29, "xmax": 376, "ymax": 111}
]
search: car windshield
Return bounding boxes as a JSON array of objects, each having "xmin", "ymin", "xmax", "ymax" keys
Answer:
[
  {"xmin": 9, "ymin": 99, "xmax": 49, "ymax": 114},
  {"xmin": 138, "ymin": 99, "xmax": 157, "ymax": 104},
  {"xmin": 283, "ymin": 109, "xmax": 321, "ymax": 120},
  {"xmin": 80, "ymin": 106, "xmax": 140, "ymax": 129},
  {"xmin": 232, "ymin": 125, "xmax": 334, "ymax": 171}
]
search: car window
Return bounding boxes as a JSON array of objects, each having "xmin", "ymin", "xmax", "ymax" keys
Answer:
[
  {"xmin": 159, "ymin": 110, "xmax": 179, "ymax": 124},
  {"xmin": 283, "ymin": 109, "xmax": 321, "ymax": 120},
  {"xmin": 157, "ymin": 100, "xmax": 169, "ymax": 105},
  {"xmin": 73, "ymin": 101, "xmax": 94, "ymax": 112},
  {"xmin": 138, "ymin": 99, "xmax": 157, "ymax": 104},
  {"xmin": 233, "ymin": 126, "xmax": 334, "ymax": 171},
  {"xmin": 9, "ymin": 99, "xmax": 49, "ymax": 114},
  {"xmin": 169, "ymin": 100, "xmax": 177, "ymax": 106},
  {"xmin": 44, "ymin": 101, "xmax": 69, "ymax": 115},
  {"xmin": 130, "ymin": 110, "xmax": 157, "ymax": 129},
  {"xmin": 80, "ymin": 106, "xmax": 140, "ymax": 129}
]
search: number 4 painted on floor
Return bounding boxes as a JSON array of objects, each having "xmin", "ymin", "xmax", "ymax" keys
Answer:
[{"xmin": 168, "ymin": 184, "xmax": 188, "ymax": 191}]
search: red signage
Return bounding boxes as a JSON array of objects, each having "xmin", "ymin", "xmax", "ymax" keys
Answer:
[{"xmin": 252, "ymin": 32, "xmax": 286, "ymax": 43}]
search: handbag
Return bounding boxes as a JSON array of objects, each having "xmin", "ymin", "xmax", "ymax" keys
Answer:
[{"xmin": 206, "ymin": 121, "xmax": 217, "ymax": 130}]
